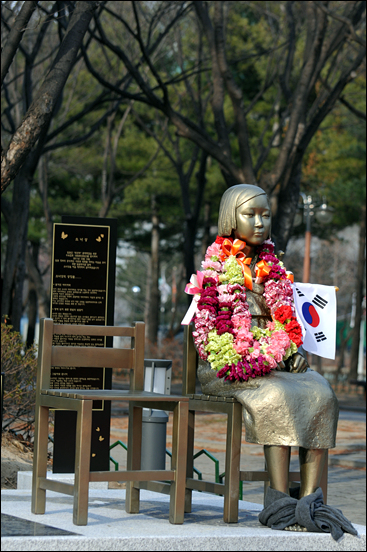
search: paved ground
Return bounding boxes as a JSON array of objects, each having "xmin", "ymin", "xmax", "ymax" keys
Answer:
[{"xmin": 109, "ymin": 390, "xmax": 366, "ymax": 526}]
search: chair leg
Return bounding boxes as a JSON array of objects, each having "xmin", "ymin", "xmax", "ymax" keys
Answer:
[
  {"xmin": 31, "ymin": 403, "xmax": 49, "ymax": 515},
  {"xmin": 223, "ymin": 402, "xmax": 242, "ymax": 523},
  {"xmin": 73, "ymin": 399, "xmax": 93, "ymax": 525},
  {"xmin": 169, "ymin": 401, "xmax": 189, "ymax": 524},
  {"xmin": 185, "ymin": 410, "xmax": 195, "ymax": 513},
  {"xmin": 125, "ymin": 404, "xmax": 142, "ymax": 514},
  {"xmin": 320, "ymin": 450, "xmax": 328, "ymax": 504}
]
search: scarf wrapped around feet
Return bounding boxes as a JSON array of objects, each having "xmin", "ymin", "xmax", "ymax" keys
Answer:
[{"xmin": 259, "ymin": 487, "xmax": 359, "ymax": 542}]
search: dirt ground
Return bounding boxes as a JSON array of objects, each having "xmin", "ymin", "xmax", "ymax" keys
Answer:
[{"xmin": 1, "ymin": 431, "xmax": 35, "ymax": 489}]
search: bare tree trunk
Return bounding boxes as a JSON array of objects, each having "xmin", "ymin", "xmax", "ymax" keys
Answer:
[
  {"xmin": 25, "ymin": 243, "xmax": 50, "ymax": 320},
  {"xmin": 182, "ymin": 150, "xmax": 208, "ymax": 287},
  {"xmin": 168, "ymin": 265, "xmax": 177, "ymax": 337},
  {"xmin": 147, "ymin": 196, "xmax": 160, "ymax": 346},
  {"xmin": 349, "ymin": 206, "xmax": 366, "ymax": 379},
  {"xmin": 1, "ymin": 170, "xmax": 31, "ymax": 331},
  {"xmin": 26, "ymin": 269, "xmax": 38, "ymax": 349},
  {"xmin": 201, "ymin": 200, "xmax": 211, "ymax": 259},
  {"xmin": 1, "ymin": 1, "xmax": 99, "ymax": 193}
]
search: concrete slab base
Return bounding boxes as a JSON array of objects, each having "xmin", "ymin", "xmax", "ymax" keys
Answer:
[{"xmin": 1, "ymin": 489, "xmax": 365, "ymax": 551}]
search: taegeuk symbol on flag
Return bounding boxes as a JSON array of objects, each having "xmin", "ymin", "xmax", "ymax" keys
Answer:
[{"xmin": 292, "ymin": 283, "xmax": 336, "ymax": 360}]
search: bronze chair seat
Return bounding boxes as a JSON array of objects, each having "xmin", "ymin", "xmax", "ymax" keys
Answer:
[
  {"xmin": 182, "ymin": 325, "xmax": 328, "ymax": 523},
  {"xmin": 32, "ymin": 319, "xmax": 189, "ymax": 526}
]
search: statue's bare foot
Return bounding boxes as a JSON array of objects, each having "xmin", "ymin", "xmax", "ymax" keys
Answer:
[{"xmin": 284, "ymin": 523, "xmax": 307, "ymax": 532}]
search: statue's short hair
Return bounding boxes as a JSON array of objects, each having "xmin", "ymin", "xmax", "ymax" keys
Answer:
[{"xmin": 218, "ymin": 184, "xmax": 270, "ymax": 237}]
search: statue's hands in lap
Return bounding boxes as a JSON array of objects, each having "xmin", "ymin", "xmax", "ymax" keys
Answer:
[{"xmin": 287, "ymin": 353, "xmax": 309, "ymax": 373}]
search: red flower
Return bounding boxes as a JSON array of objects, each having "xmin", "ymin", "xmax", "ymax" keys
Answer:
[
  {"xmin": 215, "ymin": 235, "xmax": 233, "ymax": 245},
  {"xmin": 274, "ymin": 305, "xmax": 293, "ymax": 324},
  {"xmin": 284, "ymin": 320, "xmax": 303, "ymax": 347}
]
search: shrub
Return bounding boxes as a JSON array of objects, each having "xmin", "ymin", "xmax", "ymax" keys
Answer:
[{"xmin": 1, "ymin": 319, "xmax": 37, "ymax": 440}]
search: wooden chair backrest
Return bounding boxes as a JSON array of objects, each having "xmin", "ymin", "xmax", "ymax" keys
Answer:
[
  {"xmin": 182, "ymin": 325, "xmax": 198, "ymax": 395},
  {"xmin": 37, "ymin": 318, "xmax": 145, "ymax": 393}
]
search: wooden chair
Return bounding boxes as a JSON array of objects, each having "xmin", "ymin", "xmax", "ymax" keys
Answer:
[
  {"xmin": 31, "ymin": 318, "xmax": 189, "ymax": 525},
  {"xmin": 182, "ymin": 324, "xmax": 328, "ymax": 523}
]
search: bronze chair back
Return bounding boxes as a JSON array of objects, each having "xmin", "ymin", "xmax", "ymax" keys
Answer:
[{"xmin": 32, "ymin": 318, "xmax": 189, "ymax": 525}]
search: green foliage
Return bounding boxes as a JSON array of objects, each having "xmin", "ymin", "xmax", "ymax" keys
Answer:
[
  {"xmin": 297, "ymin": 101, "xmax": 366, "ymax": 239},
  {"xmin": 1, "ymin": 320, "xmax": 38, "ymax": 438}
]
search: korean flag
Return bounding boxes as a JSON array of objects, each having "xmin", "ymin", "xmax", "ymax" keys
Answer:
[{"xmin": 292, "ymin": 283, "xmax": 336, "ymax": 360}]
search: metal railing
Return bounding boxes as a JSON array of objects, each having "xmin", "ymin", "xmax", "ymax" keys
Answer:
[{"xmin": 109, "ymin": 441, "xmax": 244, "ymax": 497}]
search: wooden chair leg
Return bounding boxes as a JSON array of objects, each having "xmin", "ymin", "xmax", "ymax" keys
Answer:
[
  {"xmin": 125, "ymin": 404, "xmax": 142, "ymax": 514},
  {"xmin": 185, "ymin": 410, "xmax": 195, "ymax": 513},
  {"xmin": 31, "ymin": 403, "xmax": 49, "ymax": 515},
  {"xmin": 223, "ymin": 402, "xmax": 242, "ymax": 523},
  {"xmin": 169, "ymin": 401, "xmax": 189, "ymax": 524},
  {"xmin": 73, "ymin": 399, "xmax": 93, "ymax": 525}
]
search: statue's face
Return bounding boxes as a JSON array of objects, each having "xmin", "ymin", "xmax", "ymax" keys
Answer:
[{"xmin": 234, "ymin": 194, "xmax": 271, "ymax": 246}]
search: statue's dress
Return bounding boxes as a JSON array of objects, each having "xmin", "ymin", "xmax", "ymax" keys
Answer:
[{"xmin": 197, "ymin": 268, "xmax": 339, "ymax": 449}]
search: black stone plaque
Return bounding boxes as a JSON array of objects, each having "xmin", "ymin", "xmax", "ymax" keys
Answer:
[{"xmin": 51, "ymin": 218, "xmax": 117, "ymax": 473}]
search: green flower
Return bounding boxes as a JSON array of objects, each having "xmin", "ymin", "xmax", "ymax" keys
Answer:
[
  {"xmin": 251, "ymin": 325, "xmax": 271, "ymax": 340},
  {"xmin": 220, "ymin": 256, "xmax": 244, "ymax": 285},
  {"xmin": 274, "ymin": 320, "xmax": 285, "ymax": 331},
  {"xmin": 205, "ymin": 330, "xmax": 241, "ymax": 371}
]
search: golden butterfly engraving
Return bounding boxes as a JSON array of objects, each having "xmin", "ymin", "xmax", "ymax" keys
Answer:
[{"xmin": 61, "ymin": 232, "xmax": 68, "ymax": 239}]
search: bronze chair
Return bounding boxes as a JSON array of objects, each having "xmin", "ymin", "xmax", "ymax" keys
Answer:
[
  {"xmin": 182, "ymin": 324, "xmax": 328, "ymax": 523},
  {"xmin": 32, "ymin": 318, "xmax": 189, "ymax": 525}
]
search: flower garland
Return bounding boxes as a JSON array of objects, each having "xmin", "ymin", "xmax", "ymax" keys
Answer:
[{"xmin": 191, "ymin": 236, "xmax": 303, "ymax": 383}]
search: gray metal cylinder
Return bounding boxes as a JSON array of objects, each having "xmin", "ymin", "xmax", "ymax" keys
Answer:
[{"xmin": 141, "ymin": 410, "xmax": 168, "ymax": 470}]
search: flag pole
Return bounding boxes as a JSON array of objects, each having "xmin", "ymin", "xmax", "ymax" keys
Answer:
[{"xmin": 302, "ymin": 195, "xmax": 313, "ymax": 283}]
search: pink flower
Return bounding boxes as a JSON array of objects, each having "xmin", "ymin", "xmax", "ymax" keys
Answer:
[
  {"xmin": 202, "ymin": 269, "xmax": 220, "ymax": 279},
  {"xmin": 205, "ymin": 242, "xmax": 222, "ymax": 259},
  {"xmin": 262, "ymin": 354, "xmax": 278, "ymax": 368},
  {"xmin": 192, "ymin": 237, "xmax": 300, "ymax": 380},
  {"xmin": 217, "ymin": 284, "xmax": 229, "ymax": 294},
  {"xmin": 202, "ymin": 259, "xmax": 222, "ymax": 272},
  {"xmin": 266, "ymin": 330, "xmax": 291, "ymax": 361}
]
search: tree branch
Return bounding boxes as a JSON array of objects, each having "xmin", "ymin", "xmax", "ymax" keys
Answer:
[
  {"xmin": 1, "ymin": 1, "xmax": 100, "ymax": 194},
  {"xmin": 313, "ymin": 0, "xmax": 366, "ymax": 48},
  {"xmin": 213, "ymin": 2, "xmax": 255, "ymax": 183},
  {"xmin": 1, "ymin": 1, "xmax": 38, "ymax": 85},
  {"xmin": 272, "ymin": 2, "xmax": 328, "ymax": 188},
  {"xmin": 339, "ymin": 95, "xmax": 366, "ymax": 120},
  {"xmin": 194, "ymin": 1, "xmax": 232, "ymax": 159}
]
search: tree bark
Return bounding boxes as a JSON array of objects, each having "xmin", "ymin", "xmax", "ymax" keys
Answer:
[
  {"xmin": 147, "ymin": 196, "xmax": 160, "ymax": 345},
  {"xmin": 26, "ymin": 242, "xmax": 40, "ymax": 347},
  {"xmin": 1, "ymin": 169, "xmax": 31, "ymax": 331},
  {"xmin": 1, "ymin": 1, "xmax": 38, "ymax": 85},
  {"xmin": 1, "ymin": 0, "xmax": 99, "ymax": 193},
  {"xmin": 349, "ymin": 205, "xmax": 366, "ymax": 379},
  {"xmin": 25, "ymin": 243, "xmax": 50, "ymax": 320}
]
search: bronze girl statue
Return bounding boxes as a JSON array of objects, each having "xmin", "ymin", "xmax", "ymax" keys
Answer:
[{"xmin": 189, "ymin": 184, "xmax": 357, "ymax": 538}]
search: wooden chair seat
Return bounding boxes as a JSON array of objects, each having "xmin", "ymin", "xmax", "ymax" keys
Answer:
[{"xmin": 32, "ymin": 319, "xmax": 189, "ymax": 526}]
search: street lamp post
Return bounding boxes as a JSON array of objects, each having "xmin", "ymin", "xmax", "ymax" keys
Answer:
[
  {"xmin": 295, "ymin": 193, "xmax": 334, "ymax": 283},
  {"xmin": 302, "ymin": 194, "xmax": 313, "ymax": 283}
]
